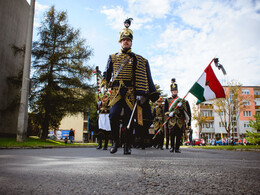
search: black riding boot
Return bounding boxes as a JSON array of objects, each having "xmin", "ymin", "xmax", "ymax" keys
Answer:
[
  {"xmin": 103, "ymin": 139, "xmax": 108, "ymax": 150},
  {"xmin": 124, "ymin": 144, "xmax": 131, "ymax": 155},
  {"xmin": 110, "ymin": 141, "xmax": 118, "ymax": 154},
  {"xmin": 96, "ymin": 139, "xmax": 102, "ymax": 149}
]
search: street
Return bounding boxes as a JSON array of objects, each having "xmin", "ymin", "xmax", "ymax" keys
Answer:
[{"xmin": 0, "ymin": 147, "xmax": 259, "ymax": 194}]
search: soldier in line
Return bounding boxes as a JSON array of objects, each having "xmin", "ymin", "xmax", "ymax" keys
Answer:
[
  {"xmin": 164, "ymin": 80, "xmax": 191, "ymax": 153},
  {"xmin": 165, "ymin": 78, "xmax": 176, "ymax": 149},
  {"xmin": 153, "ymin": 97, "xmax": 165, "ymax": 150},
  {"xmin": 102, "ymin": 18, "xmax": 159, "ymax": 155},
  {"xmin": 96, "ymin": 91, "xmax": 111, "ymax": 150}
]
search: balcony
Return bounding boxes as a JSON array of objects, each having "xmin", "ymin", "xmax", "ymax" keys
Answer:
[
  {"xmin": 200, "ymin": 105, "xmax": 213, "ymax": 109},
  {"xmin": 201, "ymin": 116, "xmax": 214, "ymax": 120},
  {"xmin": 254, "ymin": 95, "xmax": 260, "ymax": 98},
  {"xmin": 201, "ymin": 128, "xmax": 215, "ymax": 133},
  {"xmin": 255, "ymin": 106, "xmax": 260, "ymax": 110}
]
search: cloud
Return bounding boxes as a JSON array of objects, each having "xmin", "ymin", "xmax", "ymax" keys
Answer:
[
  {"xmin": 101, "ymin": 6, "xmax": 128, "ymax": 30},
  {"xmin": 128, "ymin": 0, "xmax": 171, "ymax": 18},
  {"xmin": 100, "ymin": 0, "xmax": 170, "ymax": 30},
  {"xmin": 84, "ymin": 7, "xmax": 94, "ymax": 12},
  {"xmin": 35, "ymin": 2, "xmax": 49, "ymax": 13},
  {"xmin": 100, "ymin": 0, "xmax": 260, "ymax": 97},
  {"xmin": 151, "ymin": 0, "xmax": 260, "ymax": 97}
]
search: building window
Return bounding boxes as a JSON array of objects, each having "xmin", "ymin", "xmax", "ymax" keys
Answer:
[
  {"xmin": 242, "ymin": 100, "xmax": 250, "ymax": 106},
  {"xmin": 244, "ymin": 122, "xmax": 250, "ymax": 128},
  {"xmin": 254, "ymin": 91, "xmax": 260, "ymax": 95},
  {"xmin": 84, "ymin": 112, "xmax": 88, "ymax": 121},
  {"xmin": 255, "ymin": 100, "xmax": 260, "ymax": 106},
  {"xmin": 202, "ymin": 110, "xmax": 213, "ymax": 117},
  {"xmin": 219, "ymin": 122, "xmax": 226, "ymax": 127},
  {"xmin": 83, "ymin": 122, "xmax": 88, "ymax": 131},
  {"xmin": 242, "ymin": 89, "xmax": 249, "ymax": 94},
  {"xmin": 243, "ymin": 111, "xmax": 251, "ymax": 117}
]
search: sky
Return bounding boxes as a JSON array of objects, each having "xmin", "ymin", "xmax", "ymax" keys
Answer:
[{"xmin": 27, "ymin": 0, "xmax": 260, "ymax": 104}]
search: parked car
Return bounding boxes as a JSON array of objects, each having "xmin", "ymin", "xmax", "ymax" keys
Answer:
[
  {"xmin": 184, "ymin": 139, "xmax": 205, "ymax": 146},
  {"xmin": 215, "ymin": 139, "xmax": 226, "ymax": 146}
]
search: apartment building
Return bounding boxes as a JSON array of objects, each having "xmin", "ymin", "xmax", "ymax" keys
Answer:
[{"xmin": 198, "ymin": 85, "xmax": 260, "ymax": 142}]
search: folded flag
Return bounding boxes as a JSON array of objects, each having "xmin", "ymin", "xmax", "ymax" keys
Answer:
[{"xmin": 189, "ymin": 59, "xmax": 225, "ymax": 104}]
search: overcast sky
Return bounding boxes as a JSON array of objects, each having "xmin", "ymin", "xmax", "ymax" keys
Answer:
[{"xmin": 28, "ymin": 0, "xmax": 260, "ymax": 103}]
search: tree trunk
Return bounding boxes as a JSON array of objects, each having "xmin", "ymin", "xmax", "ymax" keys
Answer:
[{"xmin": 41, "ymin": 109, "xmax": 50, "ymax": 140}]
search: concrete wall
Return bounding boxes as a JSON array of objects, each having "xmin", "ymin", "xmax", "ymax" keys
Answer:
[{"xmin": 0, "ymin": 0, "xmax": 29, "ymax": 136}]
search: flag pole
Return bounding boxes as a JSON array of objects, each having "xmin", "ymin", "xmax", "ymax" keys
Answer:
[{"xmin": 153, "ymin": 58, "xmax": 216, "ymax": 139}]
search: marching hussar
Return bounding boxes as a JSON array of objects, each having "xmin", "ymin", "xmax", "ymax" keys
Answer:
[
  {"xmin": 96, "ymin": 90, "xmax": 111, "ymax": 150},
  {"xmin": 101, "ymin": 18, "xmax": 159, "ymax": 154},
  {"xmin": 153, "ymin": 97, "xmax": 165, "ymax": 150},
  {"xmin": 164, "ymin": 79, "xmax": 191, "ymax": 153}
]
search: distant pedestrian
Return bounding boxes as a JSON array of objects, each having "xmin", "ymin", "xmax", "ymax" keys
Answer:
[
  {"xmin": 188, "ymin": 128, "xmax": 193, "ymax": 146},
  {"xmin": 69, "ymin": 128, "xmax": 74, "ymax": 144},
  {"xmin": 238, "ymin": 138, "xmax": 242, "ymax": 145},
  {"xmin": 243, "ymin": 138, "xmax": 247, "ymax": 146},
  {"xmin": 64, "ymin": 136, "xmax": 68, "ymax": 144}
]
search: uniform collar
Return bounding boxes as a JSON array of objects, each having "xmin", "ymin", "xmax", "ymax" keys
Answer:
[{"xmin": 120, "ymin": 48, "xmax": 132, "ymax": 54}]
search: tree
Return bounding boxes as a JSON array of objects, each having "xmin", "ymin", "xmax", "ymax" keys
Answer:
[
  {"xmin": 192, "ymin": 101, "xmax": 208, "ymax": 139},
  {"xmin": 149, "ymin": 84, "xmax": 167, "ymax": 111},
  {"xmin": 246, "ymin": 114, "xmax": 260, "ymax": 145},
  {"xmin": 213, "ymin": 81, "xmax": 250, "ymax": 137},
  {"xmin": 30, "ymin": 6, "xmax": 95, "ymax": 139}
]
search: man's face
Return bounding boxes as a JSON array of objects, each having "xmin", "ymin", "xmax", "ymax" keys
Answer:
[
  {"xmin": 171, "ymin": 90, "xmax": 178, "ymax": 96},
  {"xmin": 121, "ymin": 38, "xmax": 132, "ymax": 50},
  {"xmin": 157, "ymin": 101, "xmax": 162, "ymax": 106}
]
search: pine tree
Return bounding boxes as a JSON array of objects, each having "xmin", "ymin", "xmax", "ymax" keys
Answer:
[{"xmin": 30, "ymin": 6, "xmax": 95, "ymax": 139}]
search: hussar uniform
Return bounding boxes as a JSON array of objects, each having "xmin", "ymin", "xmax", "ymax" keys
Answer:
[
  {"xmin": 164, "ymin": 82, "xmax": 191, "ymax": 153},
  {"xmin": 102, "ymin": 18, "xmax": 159, "ymax": 154},
  {"xmin": 153, "ymin": 97, "xmax": 165, "ymax": 150},
  {"xmin": 96, "ymin": 92, "xmax": 111, "ymax": 150}
]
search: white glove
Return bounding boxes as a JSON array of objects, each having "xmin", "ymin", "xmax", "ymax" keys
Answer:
[
  {"xmin": 97, "ymin": 101, "xmax": 102, "ymax": 106},
  {"xmin": 169, "ymin": 112, "xmax": 174, "ymax": 117},
  {"xmin": 136, "ymin": 96, "xmax": 146, "ymax": 105},
  {"xmin": 177, "ymin": 102, "xmax": 182, "ymax": 107}
]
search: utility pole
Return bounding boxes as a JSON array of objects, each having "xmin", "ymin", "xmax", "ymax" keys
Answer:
[{"xmin": 17, "ymin": 0, "xmax": 35, "ymax": 142}]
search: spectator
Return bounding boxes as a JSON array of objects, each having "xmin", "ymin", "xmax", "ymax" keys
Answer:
[
  {"xmin": 69, "ymin": 128, "xmax": 74, "ymax": 144},
  {"xmin": 238, "ymin": 138, "xmax": 242, "ymax": 145},
  {"xmin": 243, "ymin": 138, "xmax": 247, "ymax": 146}
]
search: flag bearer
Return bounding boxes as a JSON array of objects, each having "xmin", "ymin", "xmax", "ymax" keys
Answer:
[{"xmin": 164, "ymin": 80, "xmax": 191, "ymax": 153}]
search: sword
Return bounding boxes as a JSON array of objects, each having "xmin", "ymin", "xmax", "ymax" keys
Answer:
[{"xmin": 127, "ymin": 101, "xmax": 137, "ymax": 130}]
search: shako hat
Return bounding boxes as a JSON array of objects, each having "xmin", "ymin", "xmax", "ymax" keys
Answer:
[
  {"xmin": 118, "ymin": 18, "xmax": 133, "ymax": 42},
  {"xmin": 170, "ymin": 78, "xmax": 178, "ymax": 91}
]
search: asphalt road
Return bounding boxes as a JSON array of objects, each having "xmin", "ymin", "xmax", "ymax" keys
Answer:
[{"xmin": 0, "ymin": 147, "xmax": 259, "ymax": 195}]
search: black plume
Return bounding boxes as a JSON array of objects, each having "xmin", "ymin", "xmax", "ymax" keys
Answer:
[{"xmin": 124, "ymin": 18, "xmax": 133, "ymax": 28}]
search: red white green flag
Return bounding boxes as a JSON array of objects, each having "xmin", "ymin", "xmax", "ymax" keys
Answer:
[{"xmin": 189, "ymin": 59, "xmax": 225, "ymax": 104}]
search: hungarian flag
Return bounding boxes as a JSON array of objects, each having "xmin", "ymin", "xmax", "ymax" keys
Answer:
[{"xmin": 189, "ymin": 59, "xmax": 225, "ymax": 104}]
